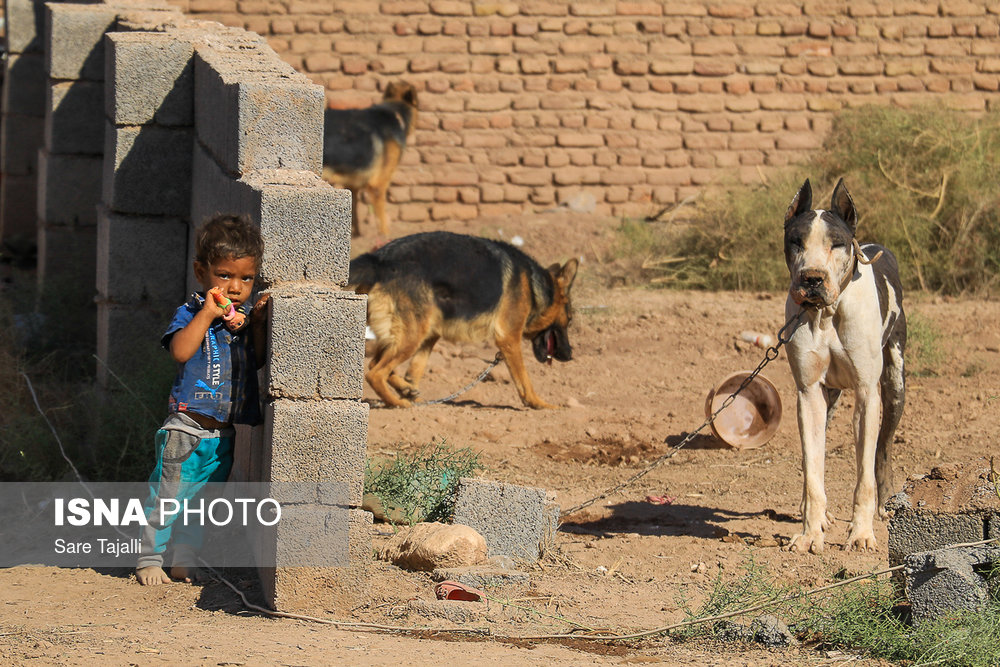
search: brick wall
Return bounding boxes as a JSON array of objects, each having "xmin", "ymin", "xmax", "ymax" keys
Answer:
[{"xmin": 163, "ymin": 1, "xmax": 1000, "ymax": 221}]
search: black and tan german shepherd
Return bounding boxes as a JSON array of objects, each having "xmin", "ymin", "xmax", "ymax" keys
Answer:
[
  {"xmin": 322, "ymin": 81, "xmax": 419, "ymax": 238},
  {"xmin": 348, "ymin": 231, "xmax": 579, "ymax": 409}
]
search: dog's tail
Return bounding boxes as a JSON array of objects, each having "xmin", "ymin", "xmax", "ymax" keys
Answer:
[{"xmin": 347, "ymin": 253, "xmax": 378, "ymax": 294}]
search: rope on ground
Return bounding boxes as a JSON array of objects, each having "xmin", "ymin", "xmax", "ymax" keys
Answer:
[
  {"xmin": 202, "ymin": 537, "xmax": 999, "ymax": 644},
  {"xmin": 559, "ymin": 308, "xmax": 806, "ymax": 519}
]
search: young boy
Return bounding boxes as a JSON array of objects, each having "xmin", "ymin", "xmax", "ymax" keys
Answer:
[{"xmin": 136, "ymin": 214, "xmax": 268, "ymax": 586}]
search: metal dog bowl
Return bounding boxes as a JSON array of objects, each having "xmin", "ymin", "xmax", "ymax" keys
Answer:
[{"xmin": 704, "ymin": 372, "xmax": 782, "ymax": 449}]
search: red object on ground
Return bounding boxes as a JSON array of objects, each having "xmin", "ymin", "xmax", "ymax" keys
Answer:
[{"xmin": 434, "ymin": 580, "xmax": 484, "ymax": 602}]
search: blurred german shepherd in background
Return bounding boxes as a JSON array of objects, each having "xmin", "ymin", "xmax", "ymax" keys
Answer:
[
  {"xmin": 322, "ymin": 81, "xmax": 418, "ymax": 238},
  {"xmin": 349, "ymin": 232, "xmax": 579, "ymax": 409}
]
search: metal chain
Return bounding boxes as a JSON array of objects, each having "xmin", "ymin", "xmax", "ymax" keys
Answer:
[
  {"xmin": 559, "ymin": 308, "xmax": 807, "ymax": 520},
  {"xmin": 416, "ymin": 352, "xmax": 505, "ymax": 406}
]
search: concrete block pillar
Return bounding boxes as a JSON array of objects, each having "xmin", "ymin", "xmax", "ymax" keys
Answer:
[
  {"xmin": 36, "ymin": 1, "xmax": 120, "ymax": 347},
  {"xmin": 190, "ymin": 36, "xmax": 370, "ymax": 615},
  {"xmin": 1, "ymin": 0, "xmax": 48, "ymax": 244},
  {"xmin": 96, "ymin": 21, "xmax": 191, "ymax": 385}
]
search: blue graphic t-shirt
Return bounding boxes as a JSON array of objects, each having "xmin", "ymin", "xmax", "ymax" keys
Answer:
[{"xmin": 162, "ymin": 293, "xmax": 261, "ymax": 426}]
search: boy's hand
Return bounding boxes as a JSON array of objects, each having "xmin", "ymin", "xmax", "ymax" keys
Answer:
[
  {"xmin": 251, "ymin": 293, "xmax": 271, "ymax": 368},
  {"xmin": 251, "ymin": 293, "xmax": 271, "ymax": 319},
  {"xmin": 205, "ymin": 287, "xmax": 228, "ymax": 318}
]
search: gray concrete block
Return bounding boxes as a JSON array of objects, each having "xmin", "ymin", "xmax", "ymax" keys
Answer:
[
  {"xmin": 989, "ymin": 513, "xmax": 1000, "ymax": 540},
  {"xmin": 246, "ymin": 173, "xmax": 352, "ymax": 286},
  {"xmin": 96, "ymin": 208, "xmax": 187, "ymax": 304},
  {"xmin": 189, "ymin": 142, "xmax": 245, "ymax": 235},
  {"xmin": 45, "ymin": 3, "xmax": 117, "ymax": 81},
  {"xmin": 432, "ymin": 565, "xmax": 531, "ymax": 590},
  {"xmin": 258, "ymin": 508, "xmax": 372, "ymax": 615},
  {"xmin": 190, "ymin": 158, "xmax": 351, "ymax": 286},
  {"xmin": 904, "ymin": 546, "xmax": 1000, "ymax": 624},
  {"xmin": 95, "ymin": 300, "xmax": 173, "ymax": 387},
  {"xmin": 37, "ymin": 149, "xmax": 102, "ymax": 226},
  {"xmin": 2, "ymin": 113, "xmax": 45, "ymax": 174},
  {"xmin": 270, "ymin": 502, "xmax": 352, "ymax": 567},
  {"xmin": 263, "ymin": 399, "xmax": 369, "ymax": 506},
  {"xmin": 193, "ymin": 47, "xmax": 324, "ymax": 175},
  {"xmin": 45, "ymin": 80, "xmax": 104, "ymax": 154},
  {"xmin": 102, "ymin": 122, "xmax": 193, "ymax": 216},
  {"xmin": 105, "ymin": 31, "xmax": 194, "ymax": 126},
  {"xmin": 452, "ymin": 478, "xmax": 559, "ymax": 561},
  {"xmin": 888, "ymin": 509, "xmax": 985, "ymax": 567},
  {"xmin": 38, "ymin": 222, "xmax": 96, "ymax": 288},
  {"xmin": 2, "ymin": 52, "xmax": 47, "ymax": 115},
  {"xmin": 5, "ymin": 0, "xmax": 46, "ymax": 54},
  {"xmin": 266, "ymin": 289, "xmax": 366, "ymax": 400},
  {"xmin": 0, "ymin": 173, "xmax": 38, "ymax": 240}
]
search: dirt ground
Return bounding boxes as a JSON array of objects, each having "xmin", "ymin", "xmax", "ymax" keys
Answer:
[{"xmin": 3, "ymin": 209, "xmax": 999, "ymax": 665}]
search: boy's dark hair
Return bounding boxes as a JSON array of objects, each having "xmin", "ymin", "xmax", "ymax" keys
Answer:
[{"xmin": 194, "ymin": 214, "xmax": 264, "ymax": 267}]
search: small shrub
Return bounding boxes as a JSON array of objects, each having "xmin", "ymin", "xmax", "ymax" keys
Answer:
[
  {"xmin": 364, "ymin": 442, "xmax": 483, "ymax": 526},
  {"xmin": 612, "ymin": 106, "xmax": 1000, "ymax": 295}
]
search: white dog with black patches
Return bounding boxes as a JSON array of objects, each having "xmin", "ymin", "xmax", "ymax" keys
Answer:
[{"xmin": 783, "ymin": 178, "xmax": 906, "ymax": 554}]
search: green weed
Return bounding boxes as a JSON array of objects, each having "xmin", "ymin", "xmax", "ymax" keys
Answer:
[
  {"xmin": 364, "ymin": 442, "xmax": 483, "ymax": 526},
  {"xmin": 675, "ymin": 558, "xmax": 1000, "ymax": 667}
]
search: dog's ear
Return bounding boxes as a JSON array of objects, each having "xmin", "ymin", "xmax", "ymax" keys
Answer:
[
  {"xmin": 550, "ymin": 258, "xmax": 579, "ymax": 292},
  {"xmin": 401, "ymin": 85, "xmax": 418, "ymax": 108},
  {"xmin": 785, "ymin": 179, "xmax": 812, "ymax": 225},
  {"xmin": 830, "ymin": 178, "xmax": 858, "ymax": 234}
]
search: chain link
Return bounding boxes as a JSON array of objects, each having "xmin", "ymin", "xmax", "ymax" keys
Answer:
[
  {"xmin": 416, "ymin": 352, "xmax": 505, "ymax": 406},
  {"xmin": 559, "ymin": 308, "xmax": 806, "ymax": 520}
]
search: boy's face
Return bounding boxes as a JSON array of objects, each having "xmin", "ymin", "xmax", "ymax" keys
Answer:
[{"xmin": 193, "ymin": 255, "xmax": 257, "ymax": 308}]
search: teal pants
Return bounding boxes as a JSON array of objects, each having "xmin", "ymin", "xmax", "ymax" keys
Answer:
[{"xmin": 137, "ymin": 412, "xmax": 233, "ymax": 569}]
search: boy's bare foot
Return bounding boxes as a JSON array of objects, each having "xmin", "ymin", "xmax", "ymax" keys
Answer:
[{"xmin": 136, "ymin": 566, "xmax": 172, "ymax": 586}]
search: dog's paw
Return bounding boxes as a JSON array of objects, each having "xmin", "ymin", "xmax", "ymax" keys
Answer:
[
  {"xmin": 526, "ymin": 400, "xmax": 558, "ymax": 410},
  {"xmin": 845, "ymin": 527, "xmax": 878, "ymax": 552},
  {"xmin": 787, "ymin": 532, "xmax": 825, "ymax": 554}
]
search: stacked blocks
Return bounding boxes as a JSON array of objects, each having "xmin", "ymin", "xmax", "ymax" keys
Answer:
[
  {"xmin": 186, "ymin": 28, "xmax": 369, "ymax": 615},
  {"xmin": 98, "ymin": 6, "xmax": 193, "ymax": 384},
  {"xmin": 1, "ymin": 0, "xmax": 47, "ymax": 241},
  {"xmin": 888, "ymin": 458, "xmax": 1000, "ymax": 621}
]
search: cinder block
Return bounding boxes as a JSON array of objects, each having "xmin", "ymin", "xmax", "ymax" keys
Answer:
[
  {"xmin": 95, "ymin": 300, "xmax": 174, "ymax": 387},
  {"xmin": 887, "ymin": 507, "xmax": 985, "ymax": 567},
  {"xmin": 105, "ymin": 32, "xmax": 194, "ymax": 126},
  {"xmin": 904, "ymin": 546, "xmax": 1000, "ymax": 624},
  {"xmin": 432, "ymin": 565, "xmax": 531, "ymax": 590},
  {"xmin": 37, "ymin": 149, "xmax": 102, "ymax": 225},
  {"xmin": 96, "ymin": 208, "xmax": 188, "ymax": 305},
  {"xmin": 190, "ymin": 155, "xmax": 352, "ymax": 286},
  {"xmin": 45, "ymin": 3, "xmax": 117, "ymax": 81},
  {"xmin": 38, "ymin": 222, "xmax": 96, "ymax": 284},
  {"xmin": 266, "ymin": 289, "xmax": 366, "ymax": 400},
  {"xmin": 452, "ymin": 478, "xmax": 559, "ymax": 561},
  {"xmin": 1, "ymin": 113, "xmax": 45, "ymax": 174},
  {"xmin": 193, "ymin": 46, "xmax": 324, "ymax": 174},
  {"xmin": 245, "ymin": 173, "xmax": 352, "ymax": 286},
  {"xmin": 189, "ymin": 142, "xmax": 245, "ymax": 231},
  {"xmin": 263, "ymin": 399, "xmax": 369, "ymax": 506},
  {"xmin": 0, "ymin": 174, "xmax": 38, "ymax": 240},
  {"xmin": 45, "ymin": 80, "xmax": 104, "ymax": 154},
  {"xmin": 2, "ymin": 52, "xmax": 47, "ymax": 115},
  {"xmin": 258, "ymin": 508, "xmax": 372, "ymax": 615},
  {"xmin": 5, "ymin": 0, "xmax": 46, "ymax": 54},
  {"xmin": 102, "ymin": 121, "xmax": 193, "ymax": 216}
]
